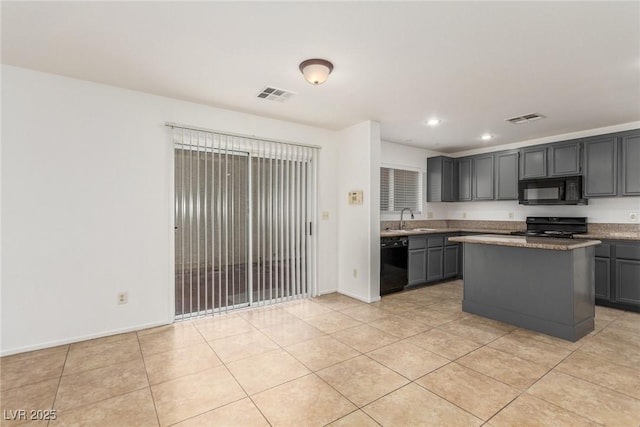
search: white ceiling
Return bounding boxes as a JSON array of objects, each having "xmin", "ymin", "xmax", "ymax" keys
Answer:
[{"xmin": 2, "ymin": 1, "xmax": 639, "ymax": 152}]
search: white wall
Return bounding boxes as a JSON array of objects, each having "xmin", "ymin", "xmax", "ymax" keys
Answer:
[
  {"xmin": 337, "ymin": 121, "xmax": 381, "ymax": 303},
  {"xmin": 1, "ymin": 65, "xmax": 340, "ymax": 355},
  {"xmin": 444, "ymin": 197, "xmax": 640, "ymax": 223}
]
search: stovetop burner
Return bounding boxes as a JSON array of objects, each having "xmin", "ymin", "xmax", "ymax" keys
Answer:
[{"xmin": 510, "ymin": 217, "xmax": 588, "ymax": 239}]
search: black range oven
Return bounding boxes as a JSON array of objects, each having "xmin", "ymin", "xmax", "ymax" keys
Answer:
[{"xmin": 510, "ymin": 217, "xmax": 588, "ymax": 239}]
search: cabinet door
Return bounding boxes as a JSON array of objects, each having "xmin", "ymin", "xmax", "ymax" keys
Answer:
[
  {"xmin": 444, "ymin": 245, "xmax": 459, "ymax": 278},
  {"xmin": 426, "ymin": 247, "xmax": 443, "ymax": 282},
  {"xmin": 427, "ymin": 157, "xmax": 443, "ymax": 202},
  {"xmin": 549, "ymin": 142, "xmax": 581, "ymax": 176},
  {"xmin": 615, "ymin": 259, "xmax": 640, "ymax": 306},
  {"xmin": 495, "ymin": 151, "xmax": 519, "ymax": 200},
  {"xmin": 621, "ymin": 132, "xmax": 640, "ymax": 196},
  {"xmin": 457, "ymin": 158, "xmax": 472, "ymax": 201},
  {"xmin": 427, "ymin": 156, "xmax": 456, "ymax": 202},
  {"xmin": 583, "ymin": 135, "xmax": 617, "ymax": 197},
  {"xmin": 473, "ymin": 154, "xmax": 495, "ymax": 200},
  {"xmin": 595, "ymin": 257, "xmax": 611, "ymax": 301},
  {"xmin": 408, "ymin": 249, "xmax": 426, "ymax": 285},
  {"xmin": 520, "ymin": 146, "xmax": 547, "ymax": 179},
  {"xmin": 442, "ymin": 157, "xmax": 455, "ymax": 202}
]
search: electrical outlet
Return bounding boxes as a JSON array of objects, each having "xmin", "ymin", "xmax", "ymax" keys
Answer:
[
  {"xmin": 353, "ymin": 269, "xmax": 358, "ymax": 278},
  {"xmin": 508, "ymin": 212, "xmax": 514, "ymax": 219},
  {"xmin": 117, "ymin": 292, "xmax": 128, "ymax": 305},
  {"xmin": 462, "ymin": 212, "xmax": 467, "ymax": 219},
  {"xmin": 631, "ymin": 212, "xmax": 638, "ymax": 221},
  {"xmin": 427, "ymin": 211, "xmax": 434, "ymax": 219}
]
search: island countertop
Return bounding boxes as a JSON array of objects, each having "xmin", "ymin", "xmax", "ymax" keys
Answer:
[{"xmin": 448, "ymin": 234, "xmax": 602, "ymax": 251}]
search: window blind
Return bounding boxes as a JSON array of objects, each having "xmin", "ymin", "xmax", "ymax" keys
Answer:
[{"xmin": 380, "ymin": 167, "xmax": 422, "ymax": 212}]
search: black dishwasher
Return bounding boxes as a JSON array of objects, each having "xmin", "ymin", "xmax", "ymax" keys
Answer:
[{"xmin": 380, "ymin": 236, "xmax": 408, "ymax": 295}]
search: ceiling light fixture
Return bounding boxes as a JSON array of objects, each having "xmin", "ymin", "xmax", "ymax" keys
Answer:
[
  {"xmin": 481, "ymin": 134, "xmax": 492, "ymax": 141},
  {"xmin": 299, "ymin": 59, "xmax": 334, "ymax": 85},
  {"xmin": 426, "ymin": 118, "xmax": 441, "ymax": 126}
]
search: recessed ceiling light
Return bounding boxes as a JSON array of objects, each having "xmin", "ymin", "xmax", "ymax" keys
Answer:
[
  {"xmin": 481, "ymin": 134, "xmax": 492, "ymax": 141},
  {"xmin": 426, "ymin": 118, "xmax": 440, "ymax": 126}
]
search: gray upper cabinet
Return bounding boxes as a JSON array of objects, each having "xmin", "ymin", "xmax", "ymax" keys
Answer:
[
  {"xmin": 425, "ymin": 129, "xmax": 637, "ymax": 202},
  {"xmin": 495, "ymin": 150, "xmax": 519, "ymax": 200},
  {"xmin": 549, "ymin": 142, "xmax": 581, "ymax": 176},
  {"xmin": 427, "ymin": 156, "xmax": 455, "ymax": 202},
  {"xmin": 519, "ymin": 146, "xmax": 547, "ymax": 179},
  {"xmin": 520, "ymin": 141, "xmax": 580, "ymax": 179},
  {"xmin": 456, "ymin": 157, "xmax": 472, "ymax": 201},
  {"xmin": 583, "ymin": 135, "xmax": 618, "ymax": 197},
  {"xmin": 473, "ymin": 154, "xmax": 495, "ymax": 200},
  {"xmin": 621, "ymin": 131, "xmax": 640, "ymax": 196}
]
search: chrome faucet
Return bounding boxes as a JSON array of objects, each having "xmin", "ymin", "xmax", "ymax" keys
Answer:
[{"xmin": 399, "ymin": 207, "xmax": 414, "ymax": 230}]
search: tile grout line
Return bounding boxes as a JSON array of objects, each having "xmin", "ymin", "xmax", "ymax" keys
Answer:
[
  {"xmin": 136, "ymin": 332, "xmax": 161, "ymax": 427},
  {"xmin": 46, "ymin": 345, "xmax": 70, "ymax": 427},
  {"xmin": 200, "ymin": 326, "xmax": 274, "ymax": 427}
]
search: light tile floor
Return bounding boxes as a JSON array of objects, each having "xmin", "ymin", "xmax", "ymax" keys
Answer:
[{"xmin": 2, "ymin": 280, "xmax": 640, "ymax": 426}]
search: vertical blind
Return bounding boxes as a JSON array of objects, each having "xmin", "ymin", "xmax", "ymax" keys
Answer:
[
  {"xmin": 172, "ymin": 126, "xmax": 318, "ymax": 320},
  {"xmin": 380, "ymin": 167, "xmax": 422, "ymax": 212}
]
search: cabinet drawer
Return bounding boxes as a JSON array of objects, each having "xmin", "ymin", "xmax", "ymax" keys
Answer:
[
  {"xmin": 595, "ymin": 244, "xmax": 610, "ymax": 258},
  {"xmin": 408, "ymin": 236, "xmax": 427, "ymax": 250},
  {"xmin": 427, "ymin": 236, "xmax": 444, "ymax": 247},
  {"xmin": 616, "ymin": 244, "xmax": 640, "ymax": 261}
]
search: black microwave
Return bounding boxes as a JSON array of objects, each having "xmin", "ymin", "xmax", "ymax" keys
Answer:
[{"xmin": 518, "ymin": 176, "xmax": 587, "ymax": 205}]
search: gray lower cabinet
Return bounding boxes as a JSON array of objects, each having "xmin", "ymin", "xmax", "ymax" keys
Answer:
[
  {"xmin": 407, "ymin": 233, "xmax": 460, "ymax": 286},
  {"xmin": 457, "ymin": 158, "xmax": 472, "ymax": 201},
  {"xmin": 408, "ymin": 248, "xmax": 426, "ymax": 285},
  {"xmin": 583, "ymin": 135, "xmax": 618, "ymax": 197},
  {"xmin": 444, "ymin": 244, "xmax": 459, "ymax": 278},
  {"xmin": 495, "ymin": 150, "xmax": 518, "ymax": 200},
  {"xmin": 426, "ymin": 247, "xmax": 443, "ymax": 281},
  {"xmin": 472, "ymin": 154, "xmax": 495, "ymax": 200},
  {"xmin": 594, "ymin": 240, "xmax": 640, "ymax": 312},
  {"xmin": 595, "ymin": 257, "xmax": 611, "ymax": 300},
  {"xmin": 621, "ymin": 131, "xmax": 640, "ymax": 196},
  {"xmin": 408, "ymin": 235, "xmax": 427, "ymax": 285},
  {"xmin": 616, "ymin": 259, "xmax": 640, "ymax": 305}
]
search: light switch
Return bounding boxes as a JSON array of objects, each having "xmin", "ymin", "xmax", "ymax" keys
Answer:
[{"xmin": 321, "ymin": 211, "xmax": 330, "ymax": 220}]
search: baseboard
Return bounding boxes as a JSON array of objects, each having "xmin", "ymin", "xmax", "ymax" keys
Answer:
[
  {"xmin": 336, "ymin": 289, "xmax": 380, "ymax": 304},
  {"xmin": 0, "ymin": 319, "xmax": 173, "ymax": 357}
]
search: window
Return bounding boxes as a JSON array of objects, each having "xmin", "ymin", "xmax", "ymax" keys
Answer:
[{"xmin": 380, "ymin": 166, "xmax": 422, "ymax": 213}]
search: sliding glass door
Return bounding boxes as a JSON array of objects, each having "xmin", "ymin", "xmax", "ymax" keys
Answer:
[{"xmin": 173, "ymin": 128, "xmax": 317, "ymax": 319}]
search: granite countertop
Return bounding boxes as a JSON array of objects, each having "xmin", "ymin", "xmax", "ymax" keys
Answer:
[
  {"xmin": 380, "ymin": 228, "xmax": 515, "ymax": 238},
  {"xmin": 574, "ymin": 232, "xmax": 640, "ymax": 241},
  {"xmin": 448, "ymin": 234, "xmax": 602, "ymax": 251},
  {"xmin": 380, "ymin": 228, "xmax": 640, "ymax": 241}
]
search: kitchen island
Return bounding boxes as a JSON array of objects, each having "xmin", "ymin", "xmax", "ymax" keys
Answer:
[{"xmin": 448, "ymin": 234, "xmax": 602, "ymax": 341}]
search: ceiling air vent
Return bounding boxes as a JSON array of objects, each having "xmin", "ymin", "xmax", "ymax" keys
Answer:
[
  {"xmin": 506, "ymin": 113, "xmax": 546, "ymax": 124},
  {"xmin": 257, "ymin": 86, "xmax": 296, "ymax": 102}
]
